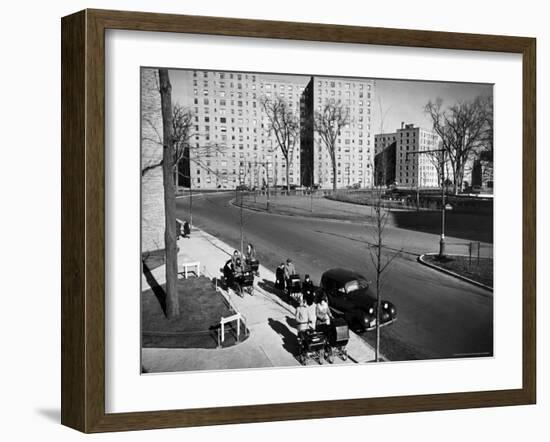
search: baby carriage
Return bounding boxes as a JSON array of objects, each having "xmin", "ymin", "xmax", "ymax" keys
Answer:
[
  {"xmin": 286, "ymin": 274, "xmax": 302, "ymax": 306},
  {"xmin": 246, "ymin": 258, "xmax": 260, "ymax": 277},
  {"xmin": 324, "ymin": 318, "xmax": 350, "ymax": 363},
  {"xmin": 298, "ymin": 329, "xmax": 326, "ymax": 365},
  {"xmin": 234, "ymin": 264, "xmax": 255, "ymax": 297}
]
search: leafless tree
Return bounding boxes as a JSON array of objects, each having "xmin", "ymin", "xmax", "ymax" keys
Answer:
[
  {"xmin": 143, "ymin": 104, "xmax": 225, "ymax": 177},
  {"xmin": 314, "ymin": 100, "xmax": 350, "ymax": 191},
  {"xmin": 366, "ymin": 98, "xmax": 401, "ymax": 359},
  {"xmin": 158, "ymin": 68, "xmax": 179, "ymax": 319},
  {"xmin": 424, "ymin": 96, "xmax": 492, "ymax": 194},
  {"xmin": 261, "ymin": 95, "xmax": 300, "ymax": 192},
  {"xmin": 367, "ymin": 178, "xmax": 401, "ymax": 361}
]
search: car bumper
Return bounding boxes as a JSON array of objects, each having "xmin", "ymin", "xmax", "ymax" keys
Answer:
[{"xmin": 364, "ymin": 317, "xmax": 397, "ymax": 332}]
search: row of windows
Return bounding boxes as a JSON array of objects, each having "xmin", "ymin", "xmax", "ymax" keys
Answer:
[
  {"xmin": 317, "ymin": 80, "xmax": 372, "ymax": 90},
  {"xmin": 193, "ymin": 71, "xmax": 256, "ymax": 81}
]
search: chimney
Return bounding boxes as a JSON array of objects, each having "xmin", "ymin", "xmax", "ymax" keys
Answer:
[{"xmin": 401, "ymin": 122, "xmax": 404, "ymax": 129}]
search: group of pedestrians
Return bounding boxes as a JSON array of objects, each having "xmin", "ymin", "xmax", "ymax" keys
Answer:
[
  {"xmin": 222, "ymin": 243, "xmax": 258, "ymax": 288},
  {"xmin": 274, "ymin": 259, "xmax": 298, "ymax": 291},
  {"xmin": 295, "ymin": 284, "xmax": 333, "ymax": 341},
  {"xmin": 273, "ymin": 259, "xmax": 334, "ymax": 337}
]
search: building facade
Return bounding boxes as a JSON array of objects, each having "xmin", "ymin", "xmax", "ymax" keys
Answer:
[
  {"xmin": 374, "ymin": 133, "xmax": 397, "ymax": 186},
  {"xmin": 376, "ymin": 123, "xmax": 440, "ymax": 189},
  {"xmin": 141, "ymin": 68, "xmax": 166, "ymax": 253},
  {"xmin": 170, "ymin": 69, "xmax": 309, "ymax": 190},
  {"xmin": 300, "ymin": 76, "xmax": 375, "ymax": 189},
  {"xmin": 155, "ymin": 70, "xmax": 376, "ymax": 190}
]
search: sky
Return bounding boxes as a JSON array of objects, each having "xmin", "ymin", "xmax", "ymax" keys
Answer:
[{"xmin": 372, "ymin": 79, "xmax": 493, "ymax": 134}]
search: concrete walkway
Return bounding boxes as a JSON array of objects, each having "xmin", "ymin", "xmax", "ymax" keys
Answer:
[{"xmin": 141, "ymin": 227, "xmax": 376, "ymax": 373}]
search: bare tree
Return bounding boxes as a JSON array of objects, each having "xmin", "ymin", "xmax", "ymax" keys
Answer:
[
  {"xmin": 158, "ymin": 69, "xmax": 179, "ymax": 319},
  {"xmin": 424, "ymin": 96, "xmax": 492, "ymax": 194},
  {"xmin": 368, "ymin": 99, "xmax": 401, "ymax": 359},
  {"xmin": 143, "ymin": 104, "xmax": 226, "ymax": 180},
  {"xmin": 261, "ymin": 95, "xmax": 300, "ymax": 192},
  {"xmin": 314, "ymin": 101, "xmax": 350, "ymax": 191},
  {"xmin": 143, "ymin": 101, "xmax": 227, "ymax": 229},
  {"xmin": 171, "ymin": 104, "xmax": 194, "ymax": 187},
  {"xmin": 367, "ymin": 180, "xmax": 401, "ymax": 361},
  {"xmin": 373, "ymin": 98, "xmax": 393, "ymax": 188}
]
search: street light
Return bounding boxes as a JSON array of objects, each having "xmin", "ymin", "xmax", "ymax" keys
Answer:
[{"xmin": 406, "ymin": 148, "xmax": 447, "ymax": 257}]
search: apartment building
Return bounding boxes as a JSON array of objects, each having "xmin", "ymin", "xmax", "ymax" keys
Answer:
[
  {"xmin": 374, "ymin": 133, "xmax": 397, "ymax": 186},
  {"xmin": 149, "ymin": 69, "xmax": 375, "ymax": 190},
  {"xmin": 169, "ymin": 69, "xmax": 308, "ymax": 190},
  {"xmin": 301, "ymin": 76, "xmax": 375, "ymax": 189},
  {"xmin": 376, "ymin": 123, "xmax": 440, "ymax": 188}
]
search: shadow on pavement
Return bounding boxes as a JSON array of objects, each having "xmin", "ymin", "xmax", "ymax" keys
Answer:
[
  {"xmin": 268, "ymin": 318, "xmax": 300, "ymax": 357},
  {"xmin": 258, "ymin": 278, "xmax": 288, "ymax": 304}
]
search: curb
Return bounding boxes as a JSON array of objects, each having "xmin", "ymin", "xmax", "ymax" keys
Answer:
[{"xmin": 418, "ymin": 253, "xmax": 493, "ymax": 292}]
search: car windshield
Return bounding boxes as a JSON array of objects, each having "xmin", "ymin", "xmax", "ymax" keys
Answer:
[{"xmin": 345, "ymin": 279, "xmax": 368, "ymax": 294}]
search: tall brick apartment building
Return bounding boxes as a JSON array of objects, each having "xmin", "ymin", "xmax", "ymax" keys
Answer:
[
  {"xmin": 167, "ymin": 69, "xmax": 376, "ymax": 190},
  {"xmin": 141, "ymin": 69, "xmax": 165, "ymax": 253},
  {"xmin": 170, "ymin": 69, "xmax": 307, "ymax": 190},
  {"xmin": 300, "ymin": 76, "xmax": 376, "ymax": 189},
  {"xmin": 375, "ymin": 123, "xmax": 441, "ymax": 189}
]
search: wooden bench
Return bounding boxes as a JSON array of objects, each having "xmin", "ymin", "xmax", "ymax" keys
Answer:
[{"xmin": 179, "ymin": 261, "xmax": 200, "ymax": 278}]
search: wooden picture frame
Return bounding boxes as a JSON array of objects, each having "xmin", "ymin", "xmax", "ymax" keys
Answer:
[{"xmin": 61, "ymin": 9, "xmax": 536, "ymax": 433}]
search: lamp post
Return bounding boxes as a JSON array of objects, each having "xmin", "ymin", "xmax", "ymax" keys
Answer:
[
  {"xmin": 439, "ymin": 149, "xmax": 446, "ymax": 257},
  {"xmin": 406, "ymin": 148, "xmax": 447, "ymax": 257}
]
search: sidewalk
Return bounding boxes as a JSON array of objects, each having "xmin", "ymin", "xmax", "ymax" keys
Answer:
[{"xmin": 141, "ymin": 227, "xmax": 376, "ymax": 373}]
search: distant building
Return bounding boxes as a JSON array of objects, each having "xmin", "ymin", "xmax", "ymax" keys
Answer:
[
  {"xmin": 374, "ymin": 133, "xmax": 397, "ymax": 186},
  {"xmin": 300, "ymin": 76, "xmax": 375, "ymax": 188},
  {"xmin": 376, "ymin": 123, "xmax": 440, "ymax": 189},
  {"xmin": 471, "ymin": 155, "xmax": 494, "ymax": 190},
  {"xmin": 299, "ymin": 77, "xmax": 315, "ymax": 187}
]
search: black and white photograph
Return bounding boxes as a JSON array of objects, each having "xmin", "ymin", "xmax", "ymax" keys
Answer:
[{"xmin": 140, "ymin": 67, "xmax": 494, "ymax": 374}]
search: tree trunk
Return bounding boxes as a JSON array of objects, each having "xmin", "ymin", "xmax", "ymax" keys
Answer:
[
  {"xmin": 285, "ymin": 157, "xmax": 290, "ymax": 193},
  {"xmin": 332, "ymin": 161, "xmax": 337, "ymax": 191},
  {"xmin": 159, "ymin": 69, "xmax": 179, "ymax": 319}
]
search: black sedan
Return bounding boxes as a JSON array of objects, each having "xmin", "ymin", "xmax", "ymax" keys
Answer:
[{"xmin": 320, "ymin": 268, "xmax": 397, "ymax": 332}]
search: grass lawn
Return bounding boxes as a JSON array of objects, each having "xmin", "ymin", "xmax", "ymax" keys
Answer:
[
  {"xmin": 142, "ymin": 274, "xmax": 248, "ymax": 349},
  {"xmin": 423, "ymin": 254, "xmax": 493, "ymax": 288}
]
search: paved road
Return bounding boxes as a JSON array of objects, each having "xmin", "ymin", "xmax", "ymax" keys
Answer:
[{"xmin": 176, "ymin": 192, "xmax": 493, "ymax": 361}]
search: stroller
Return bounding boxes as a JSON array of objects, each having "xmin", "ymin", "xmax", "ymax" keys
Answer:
[
  {"xmin": 286, "ymin": 274, "xmax": 302, "ymax": 306},
  {"xmin": 298, "ymin": 329, "xmax": 326, "ymax": 365},
  {"xmin": 234, "ymin": 263, "xmax": 255, "ymax": 297},
  {"xmin": 246, "ymin": 258, "xmax": 260, "ymax": 277},
  {"xmin": 324, "ymin": 318, "xmax": 350, "ymax": 363}
]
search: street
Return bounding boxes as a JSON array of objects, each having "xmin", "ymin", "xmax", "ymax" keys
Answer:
[{"xmin": 176, "ymin": 192, "xmax": 493, "ymax": 361}]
